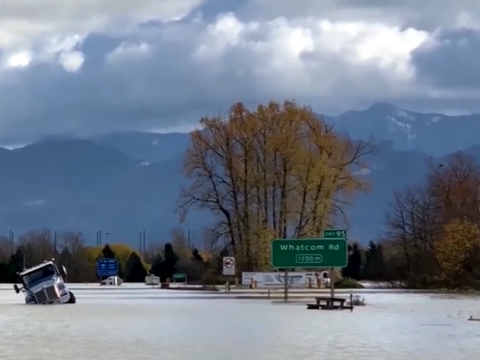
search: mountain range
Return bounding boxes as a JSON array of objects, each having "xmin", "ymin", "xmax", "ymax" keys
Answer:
[{"xmin": 1, "ymin": 103, "xmax": 479, "ymax": 247}]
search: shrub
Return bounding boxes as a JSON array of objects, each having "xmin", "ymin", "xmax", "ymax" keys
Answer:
[{"xmin": 335, "ymin": 277, "xmax": 364, "ymax": 289}]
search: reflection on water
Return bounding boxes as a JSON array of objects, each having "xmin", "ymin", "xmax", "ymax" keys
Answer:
[{"xmin": 0, "ymin": 289, "xmax": 479, "ymax": 360}]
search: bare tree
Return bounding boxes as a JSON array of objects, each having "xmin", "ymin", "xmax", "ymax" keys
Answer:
[
  {"xmin": 382, "ymin": 152, "xmax": 480, "ymax": 287},
  {"xmin": 17, "ymin": 229, "xmax": 55, "ymax": 267},
  {"xmin": 60, "ymin": 231, "xmax": 85, "ymax": 257},
  {"xmin": 0, "ymin": 235, "xmax": 13, "ymax": 263}
]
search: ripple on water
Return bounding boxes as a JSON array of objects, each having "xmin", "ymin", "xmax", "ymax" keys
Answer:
[{"xmin": 0, "ymin": 291, "xmax": 479, "ymax": 360}]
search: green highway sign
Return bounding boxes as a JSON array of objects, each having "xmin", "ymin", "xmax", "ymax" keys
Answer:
[
  {"xmin": 271, "ymin": 238, "xmax": 348, "ymax": 268},
  {"xmin": 322, "ymin": 229, "xmax": 347, "ymax": 239},
  {"xmin": 172, "ymin": 273, "xmax": 186, "ymax": 281}
]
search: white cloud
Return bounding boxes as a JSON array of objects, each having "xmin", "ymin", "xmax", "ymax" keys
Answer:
[
  {"xmin": 19, "ymin": 199, "xmax": 46, "ymax": 207},
  {"xmin": 0, "ymin": 0, "xmax": 205, "ymax": 47},
  {"xmin": 0, "ymin": 0, "xmax": 478, "ymax": 144}
]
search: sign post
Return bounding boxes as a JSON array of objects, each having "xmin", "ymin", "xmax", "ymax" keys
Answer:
[
  {"xmin": 321, "ymin": 230, "xmax": 347, "ymax": 299},
  {"xmin": 270, "ymin": 238, "xmax": 348, "ymax": 268},
  {"xmin": 96, "ymin": 258, "xmax": 118, "ymax": 278},
  {"xmin": 222, "ymin": 257, "xmax": 235, "ymax": 292},
  {"xmin": 271, "ymin": 234, "xmax": 348, "ymax": 301},
  {"xmin": 222, "ymin": 257, "xmax": 235, "ymax": 276}
]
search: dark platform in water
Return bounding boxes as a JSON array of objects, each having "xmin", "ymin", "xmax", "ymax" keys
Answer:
[{"xmin": 306, "ymin": 296, "xmax": 353, "ymax": 311}]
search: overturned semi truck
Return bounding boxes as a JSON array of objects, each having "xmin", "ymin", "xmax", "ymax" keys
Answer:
[{"xmin": 13, "ymin": 259, "xmax": 76, "ymax": 304}]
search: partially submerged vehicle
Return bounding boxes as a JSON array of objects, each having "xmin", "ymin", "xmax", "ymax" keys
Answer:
[
  {"xmin": 100, "ymin": 276, "xmax": 122, "ymax": 286},
  {"xmin": 13, "ymin": 259, "xmax": 76, "ymax": 304}
]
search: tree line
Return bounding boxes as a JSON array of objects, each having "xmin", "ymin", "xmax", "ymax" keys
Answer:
[
  {"xmin": 377, "ymin": 152, "xmax": 480, "ymax": 289},
  {"xmin": 0, "ymin": 228, "xmax": 229, "ymax": 283},
  {"xmin": 178, "ymin": 100, "xmax": 480, "ymax": 289},
  {"xmin": 3, "ymin": 100, "xmax": 478, "ymax": 289},
  {"xmin": 282, "ymin": 151, "xmax": 480, "ymax": 290},
  {"xmin": 341, "ymin": 242, "xmax": 386, "ymax": 282}
]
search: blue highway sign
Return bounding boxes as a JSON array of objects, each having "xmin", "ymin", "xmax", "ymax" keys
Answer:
[{"xmin": 96, "ymin": 258, "xmax": 118, "ymax": 277}]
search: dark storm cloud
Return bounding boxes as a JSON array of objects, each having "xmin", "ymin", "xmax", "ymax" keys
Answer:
[
  {"xmin": 0, "ymin": 19, "xmax": 269, "ymax": 143},
  {"xmin": 412, "ymin": 28, "xmax": 480, "ymax": 89},
  {"xmin": 78, "ymin": 33, "xmax": 123, "ymax": 68},
  {"xmin": 0, "ymin": 0, "xmax": 480, "ymax": 144}
]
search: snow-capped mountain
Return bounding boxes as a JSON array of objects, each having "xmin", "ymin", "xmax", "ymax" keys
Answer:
[
  {"xmin": 2, "ymin": 102, "xmax": 480, "ymax": 245},
  {"xmin": 91, "ymin": 131, "xmax": 190, "ymax": 163},
  {"xmin": 90, "ymin": 103, "xmax": 479, "ymax": 161},
  {"xmin": 329, "ymin": 103, "xmax": 480, "ymax": 156}
]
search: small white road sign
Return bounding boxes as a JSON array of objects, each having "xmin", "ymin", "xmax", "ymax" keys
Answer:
[{"xmin": 222, "ymin": 256, "xmax": 235, "ymax": 276}]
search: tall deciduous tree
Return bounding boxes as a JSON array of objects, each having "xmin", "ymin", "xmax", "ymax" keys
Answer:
[
  {"xmin": 436, "ymin": 219, "xmax": 480, "ymax": 286},
  {"xmin": 178, "ymin": 100, "xmax": 371, "ymax": 270},
  {"xmin": 59, "ymin": 231, "xmax": 87, "ymax": 282},
  {"xmin": 382, "ymin": 151, "xmax": 480, "ymax": 288},
  {"xmin": 17, "ymin": 229, "xmax": 55, "ymax": 267},
  {"xmin": 0, "ymin": 236, "xmax": 13, "ymax": 263}
]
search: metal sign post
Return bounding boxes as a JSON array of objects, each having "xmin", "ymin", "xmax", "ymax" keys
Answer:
[
  {"xmin": 222, "ymin": 257, "xmax": 235, "ymax": 292},
  {"xmin": 330, "ymin": 268, "xmax": 335, "ymax": 298},
  {"xmin": 270, "ymin": 231, "xmax": 349, "ymax": 303}
]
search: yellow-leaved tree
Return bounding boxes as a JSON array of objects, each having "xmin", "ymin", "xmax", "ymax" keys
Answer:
[
  {"xmin": 177, "ymin": 100, "xmax": 372, "ymax": 271},
  {"xmin": 436, "ymin": 219, "xmax": 480, "ymax": 287}
]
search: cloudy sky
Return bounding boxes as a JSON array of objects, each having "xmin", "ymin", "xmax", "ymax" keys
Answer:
[{"xmin": 0, "ymin": 0, "xmax": 479, "ymax": 145}]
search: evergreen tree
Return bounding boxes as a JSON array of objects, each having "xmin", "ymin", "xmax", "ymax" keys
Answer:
[
  {"xmin": 162, "ymin": 243, "xmax": 179, "ymax": 280},
  {"xmin": 101, "ymin": 244, "xmax": 116, "ymax": 258},
  {"xmin": 0, "ymin": 263, "xmax": 10, "ymax": 283},
  {"xmin": 124, "ymin": 252, "xmax": 147, "ymax": 282},
  {"xmin": 191, "ymin": 248, "xmax": 204, "ymax": 263},
  {"xmin": 362, "ymin": 241, "xmax": 386, "ymax": 280},
  {"xmin": 149, "ymin": 254, "xmax": 164, "ymax": 277},
  {"xmin": 342, "ymin": 243, "xmax": 363, "ymax": 280}
]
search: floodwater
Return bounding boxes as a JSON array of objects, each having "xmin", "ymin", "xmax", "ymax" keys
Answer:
[{"xmin": 1, "ymin": 284, "xmax": 480, "ymax": 360}]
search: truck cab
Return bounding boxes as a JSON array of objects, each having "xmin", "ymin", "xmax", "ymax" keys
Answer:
[{"xmin": 14, "ymin": 260, "xmax": 76, "ymax": 304}]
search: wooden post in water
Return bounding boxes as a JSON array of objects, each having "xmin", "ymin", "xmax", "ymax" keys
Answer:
[{"xmin": 329, "ymin": 268, "xmax": 335, "ymax": 300}]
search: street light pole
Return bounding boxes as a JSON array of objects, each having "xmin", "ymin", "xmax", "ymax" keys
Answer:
[
  {"xmin": 9, "ymin": 230, "xmax": 14, "ymax": 255},
  {"xmin": 477, "ymin": 184, "xmax": 480, "ymax": 247}
]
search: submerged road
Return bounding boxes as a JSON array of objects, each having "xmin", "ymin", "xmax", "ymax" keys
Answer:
[
  {"xmin": 0, "ymin": 283, "xmax": 479, "ymax": 360},
  {"xmin": 0, "ymin": 282, "xmax": 433, "ymax": 305}
]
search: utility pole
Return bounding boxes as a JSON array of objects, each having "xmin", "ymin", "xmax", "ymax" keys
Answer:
[
  {"xmin": 9, "ymin": 230, "xmax": 14, "ymax": 255},
  {"xmin": 477, "ymin": 185, "xmax": 480, "ymax": 246},
  {"xmin": 138, "ymin": 231, "xmax": 142, "ymax": 253},
  {"xmin": 138, "ymin": 230, "xmax": 146, "ymax": 255},
  {"xmin": 96, "ymin": 230, "xmax": 103, "ymax": 247}
]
